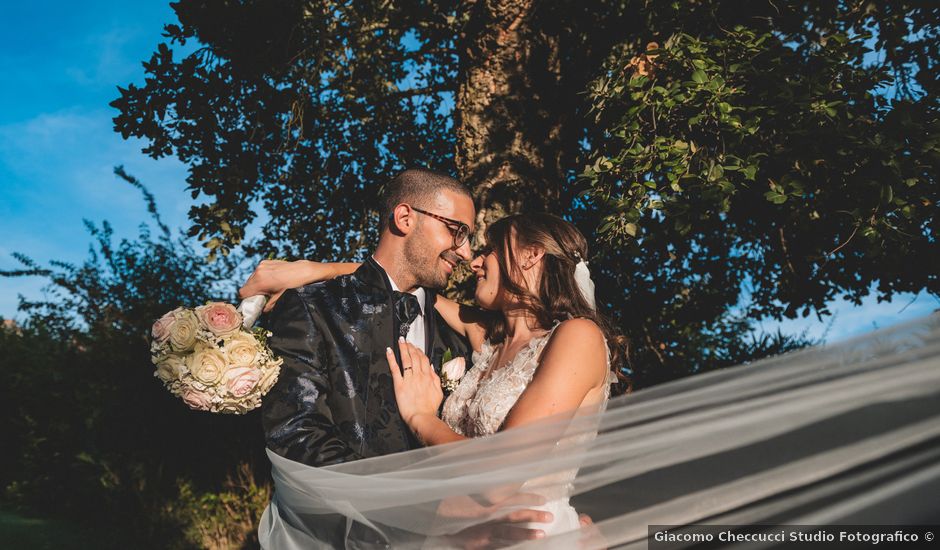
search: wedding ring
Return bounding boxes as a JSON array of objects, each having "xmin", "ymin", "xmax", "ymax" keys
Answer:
[{"xmin": 403, "ymin": 367, "xmax": 413, "ymax": 372}]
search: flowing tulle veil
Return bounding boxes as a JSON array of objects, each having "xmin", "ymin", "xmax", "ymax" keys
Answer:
[{"xmin": 259, "ymin": 312, "xmax": 940, "ymax": 549}]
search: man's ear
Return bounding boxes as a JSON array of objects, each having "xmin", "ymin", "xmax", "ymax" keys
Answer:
[{"xmin": 391, "ymin": 204, "xmax": 417, "ymax": 235}]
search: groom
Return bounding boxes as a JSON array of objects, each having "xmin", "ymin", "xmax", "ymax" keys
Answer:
[{"xmin": 260, "ymin": 168, "xmax": 476, "ymax": 466}]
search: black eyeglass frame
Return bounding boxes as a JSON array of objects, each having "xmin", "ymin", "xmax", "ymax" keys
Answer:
[{"xmin": 407, "ymin": 205, "xmax": 471, "ymax": 248}]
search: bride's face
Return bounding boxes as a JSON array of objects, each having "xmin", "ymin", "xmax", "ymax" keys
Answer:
[{"xmin": 471, "ymin": 248, "xmax": 503, "ymax": 310}]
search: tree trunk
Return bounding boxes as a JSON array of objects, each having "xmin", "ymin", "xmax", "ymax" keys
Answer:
[{"xmin": 455, "ymin": 0, "xmax": 569, "ymax": 241}]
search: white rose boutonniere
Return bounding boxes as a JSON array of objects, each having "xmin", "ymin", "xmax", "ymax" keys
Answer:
[{"xmin": 440, "ymin": 349, "xmax": 466, "ymax": 393}]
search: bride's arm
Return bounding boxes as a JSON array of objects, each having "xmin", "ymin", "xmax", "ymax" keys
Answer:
[
  {"xmin": 500, "ymin": 318, "xmax": 609, "ymax": 429},
  {"xmin": 432, "ymin": 296, "xmax": 489, "ymax": 353},
  {"xmin": 238, "ymin": 259, "xmax": 360, "ymax": 311}
]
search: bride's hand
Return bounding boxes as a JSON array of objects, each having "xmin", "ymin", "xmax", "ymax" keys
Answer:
[
  {"xmin": 387, "ymin": 339, "xmax": 444, "ymax": 426},
  {"xmin": 238, "ymin": 260, "xmax": 326, "ymax": 312}
]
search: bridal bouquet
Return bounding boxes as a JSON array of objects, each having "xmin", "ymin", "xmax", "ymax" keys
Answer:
[{"xmin": 150, "ymin": 299, "xmax": 282, "ymax": 414}]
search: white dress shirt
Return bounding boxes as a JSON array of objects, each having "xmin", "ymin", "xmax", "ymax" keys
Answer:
[{"xmin": 372, "ymin": 257, "xmax": 427, "ymax": 352}]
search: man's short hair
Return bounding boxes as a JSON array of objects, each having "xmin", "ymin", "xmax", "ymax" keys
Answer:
[{"xmin": 379, "ymin": 168, "xmax": 471, "ymax": 231}]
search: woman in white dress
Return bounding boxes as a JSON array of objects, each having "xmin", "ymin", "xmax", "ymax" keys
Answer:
[{"xmin": 244, "ymin": 212, "xmax": 625, "ymax": 538}]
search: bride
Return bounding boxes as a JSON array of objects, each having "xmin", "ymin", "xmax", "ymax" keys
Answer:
[{"xmin": 242, "ymin": 212, "xmax": 625, "ymax": 537}]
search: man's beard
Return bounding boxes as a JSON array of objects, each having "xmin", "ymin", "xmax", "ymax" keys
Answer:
[{"xmin": 403, "ymin": 237, "xmax": 450, "ymax": 290}]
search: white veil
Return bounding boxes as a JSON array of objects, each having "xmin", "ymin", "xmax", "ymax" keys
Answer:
[{"xmin": 259, "ymin": 313, "xmax": 940, "ymax": 548}]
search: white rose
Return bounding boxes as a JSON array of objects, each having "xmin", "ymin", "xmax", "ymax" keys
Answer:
[
  {"xmin": 441, "ymin": 356, "xmax": 466, "ymax": 381},
  {"xmin": 188, "ymin": 345, "xmax": 227, "ymax": 386},
  {"xmin": 154, "ymin": 355, "xmax": 185, "ymax": 384},
  {"xmin": 169, "ymin": 309, "xmax": 199, "ymax": 352},
  {"xmin": 257, "ymin": 362, "xmax": 281, "ymax": 394},
  {"xmin": 223, "ymin": 333, "xmax": 259, "ymax": 368}
]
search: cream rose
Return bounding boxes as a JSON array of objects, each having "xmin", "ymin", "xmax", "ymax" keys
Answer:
[
  {"xmin": 188, "ymin": 345, "xmax": 227, "ymax": 386},
  {"xmin": 224, "ymin": 366, "xmax": 261, "ymax": 398},
  {"xmin": 223, "ymin": 333, "xmax": 259, "ymax": 368},
  {"xmin": 257, "ymin": 363, "xmax": 281, "ymax": 394},
  {"xmin": 152, "ymin": 308, "xmax": 181, "ymax": 344},
  {"xmin": 181, "ymin": 388, "xmax": 212, "ymax": 411},
  {"xmin": 169, "ymin": 310, "xmax": 199, "ymax": 352},
  {"xmin": 155, "ymin": 355, "xmax": 185, "ymax": 384},
  {"xmin": 196, "ymin": 302, "xmax": 242, "ymax": 337}
]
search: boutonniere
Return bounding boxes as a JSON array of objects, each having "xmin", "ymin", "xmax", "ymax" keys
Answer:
[{"xmin": 440, "ymin": 348, "xmax": 466, "ymax": 393}]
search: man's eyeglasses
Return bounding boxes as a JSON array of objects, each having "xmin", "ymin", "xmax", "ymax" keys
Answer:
[{"xmin": 407, "ymin": 205, "xmax": 471, "ymax": 248}]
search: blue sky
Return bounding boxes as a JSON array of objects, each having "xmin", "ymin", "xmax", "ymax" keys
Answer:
[{"xmin": 0, "ymin": 1, "xmax": 936, "ymax": 343}]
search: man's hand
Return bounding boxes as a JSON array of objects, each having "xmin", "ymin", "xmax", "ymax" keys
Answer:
[{"xmin": 238, "ymin": 260, "xmax": 317, "ymax": 312}]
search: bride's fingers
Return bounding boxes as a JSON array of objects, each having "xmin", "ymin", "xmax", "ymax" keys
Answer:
[
  {"xmin": 418, "ymin": 348, "xmax": 433, "ymax": 377},
  {"xmin": 386, "ymin": 347, "xmax": 403, "ymax": 384},
  {"xmin": 263, "ymin": 289, "xmax": 285, "ymax": 312},
  {"xmin": 398, "ymin": 338, "xmax": 414, "ymax": 375},
  {"xmin": 407, "ymin": 343, "xmax": 432, "ymax": 377}
]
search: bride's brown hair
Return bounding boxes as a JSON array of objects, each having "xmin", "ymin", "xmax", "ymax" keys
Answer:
[{"xmin": 483, "ymin": 213, "xmax": 630, "ymax": 391}]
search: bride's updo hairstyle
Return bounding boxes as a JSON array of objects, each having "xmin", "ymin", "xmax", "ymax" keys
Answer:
[{"xmin": 484, "ymin": 213, "xmax": 629, "ymax": 388}]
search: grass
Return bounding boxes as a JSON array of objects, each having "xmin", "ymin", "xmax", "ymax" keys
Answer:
[{"xmin": 0, "ymin": 507, "xmax": 97, "ymax": 550}]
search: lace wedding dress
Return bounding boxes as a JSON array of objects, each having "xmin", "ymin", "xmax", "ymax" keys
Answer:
[{"xmin": 442, "ymin": 323, "xmax": 615, "ymax": 536}]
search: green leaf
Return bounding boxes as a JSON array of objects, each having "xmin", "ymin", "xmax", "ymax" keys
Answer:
[
  {"xmin": 743, "ymin": 165, "xmax": 758, "ymax": 181},
  {"xmin": 764, "ymin": 190, "xmax": 788, "ymax": 204},
  {"xmin": 691, "ymin": 69, "xmax": 707, "ymax": 84}
]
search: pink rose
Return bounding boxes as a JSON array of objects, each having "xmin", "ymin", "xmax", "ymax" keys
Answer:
[
  {"xmin": 181, "ymin": 388, "xmax": 212, "ymax": 411},
  {"xmin": 225, "ymin": 366, "xmax": 261, "ymax": 398},
  {"xmin": 196, "ymin": 302, "xmax": 242, "ymax": 336},
  {"xmin": 151, "ymin": 308, "xmax": 181, "ymax": 344}
]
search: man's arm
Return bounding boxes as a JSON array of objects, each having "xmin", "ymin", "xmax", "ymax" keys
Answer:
[{"xmin": 262, "ymin": 288, "xmax": 365, "ymax": 466}]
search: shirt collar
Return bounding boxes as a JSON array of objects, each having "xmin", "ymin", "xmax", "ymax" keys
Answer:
[{"xmin": 372, "ymin": 256, "xmax": 426, "ymax": 315}]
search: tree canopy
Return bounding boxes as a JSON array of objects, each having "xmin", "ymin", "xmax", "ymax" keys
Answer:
[{"xmin": 112, "ymin": 0, "xmax": 939, "ymax": 385}]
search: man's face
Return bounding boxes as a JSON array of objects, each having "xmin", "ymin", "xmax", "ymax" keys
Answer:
[{"xmin": 403, "ymin": 190, "xmax": 475, "ymax": 290}]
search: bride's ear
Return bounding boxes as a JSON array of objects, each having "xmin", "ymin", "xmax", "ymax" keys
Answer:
[{"xmin": 520, "ymin": 245, "xmax": 545, "ymax": 270}]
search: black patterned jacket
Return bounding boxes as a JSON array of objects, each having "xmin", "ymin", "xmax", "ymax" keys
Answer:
[{"xmin": 261, "ymin": 257, "xmax": 472, "ymax": 466}]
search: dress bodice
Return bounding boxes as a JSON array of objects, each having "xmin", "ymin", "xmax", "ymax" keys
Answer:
[{"xmin": 442, "ymin": 323, "xmax": 613, "ymax": 438}]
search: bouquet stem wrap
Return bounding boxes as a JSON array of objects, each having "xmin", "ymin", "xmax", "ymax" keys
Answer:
[{"xmin": 238, "ymin": 295, "xmax": 268, "ymax": 329}]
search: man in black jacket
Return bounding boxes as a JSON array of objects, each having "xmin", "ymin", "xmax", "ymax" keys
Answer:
[
  {"xmin": 261, "ymin": 168, "xmax": 476, "ymax": 466},
  {"xmin": 248, "ymin": 169, "xmax": 553, "ymax": 547}
]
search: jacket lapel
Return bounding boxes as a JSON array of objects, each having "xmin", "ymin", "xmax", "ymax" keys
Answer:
[{"xmin": 423, "ymin": 291, "xmax": 443, "ymax": 373}]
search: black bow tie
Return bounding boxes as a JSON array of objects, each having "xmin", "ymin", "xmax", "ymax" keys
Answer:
[{"xmin": 393, "ymin": 291, "xmax": 422, "ymax": 339}]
